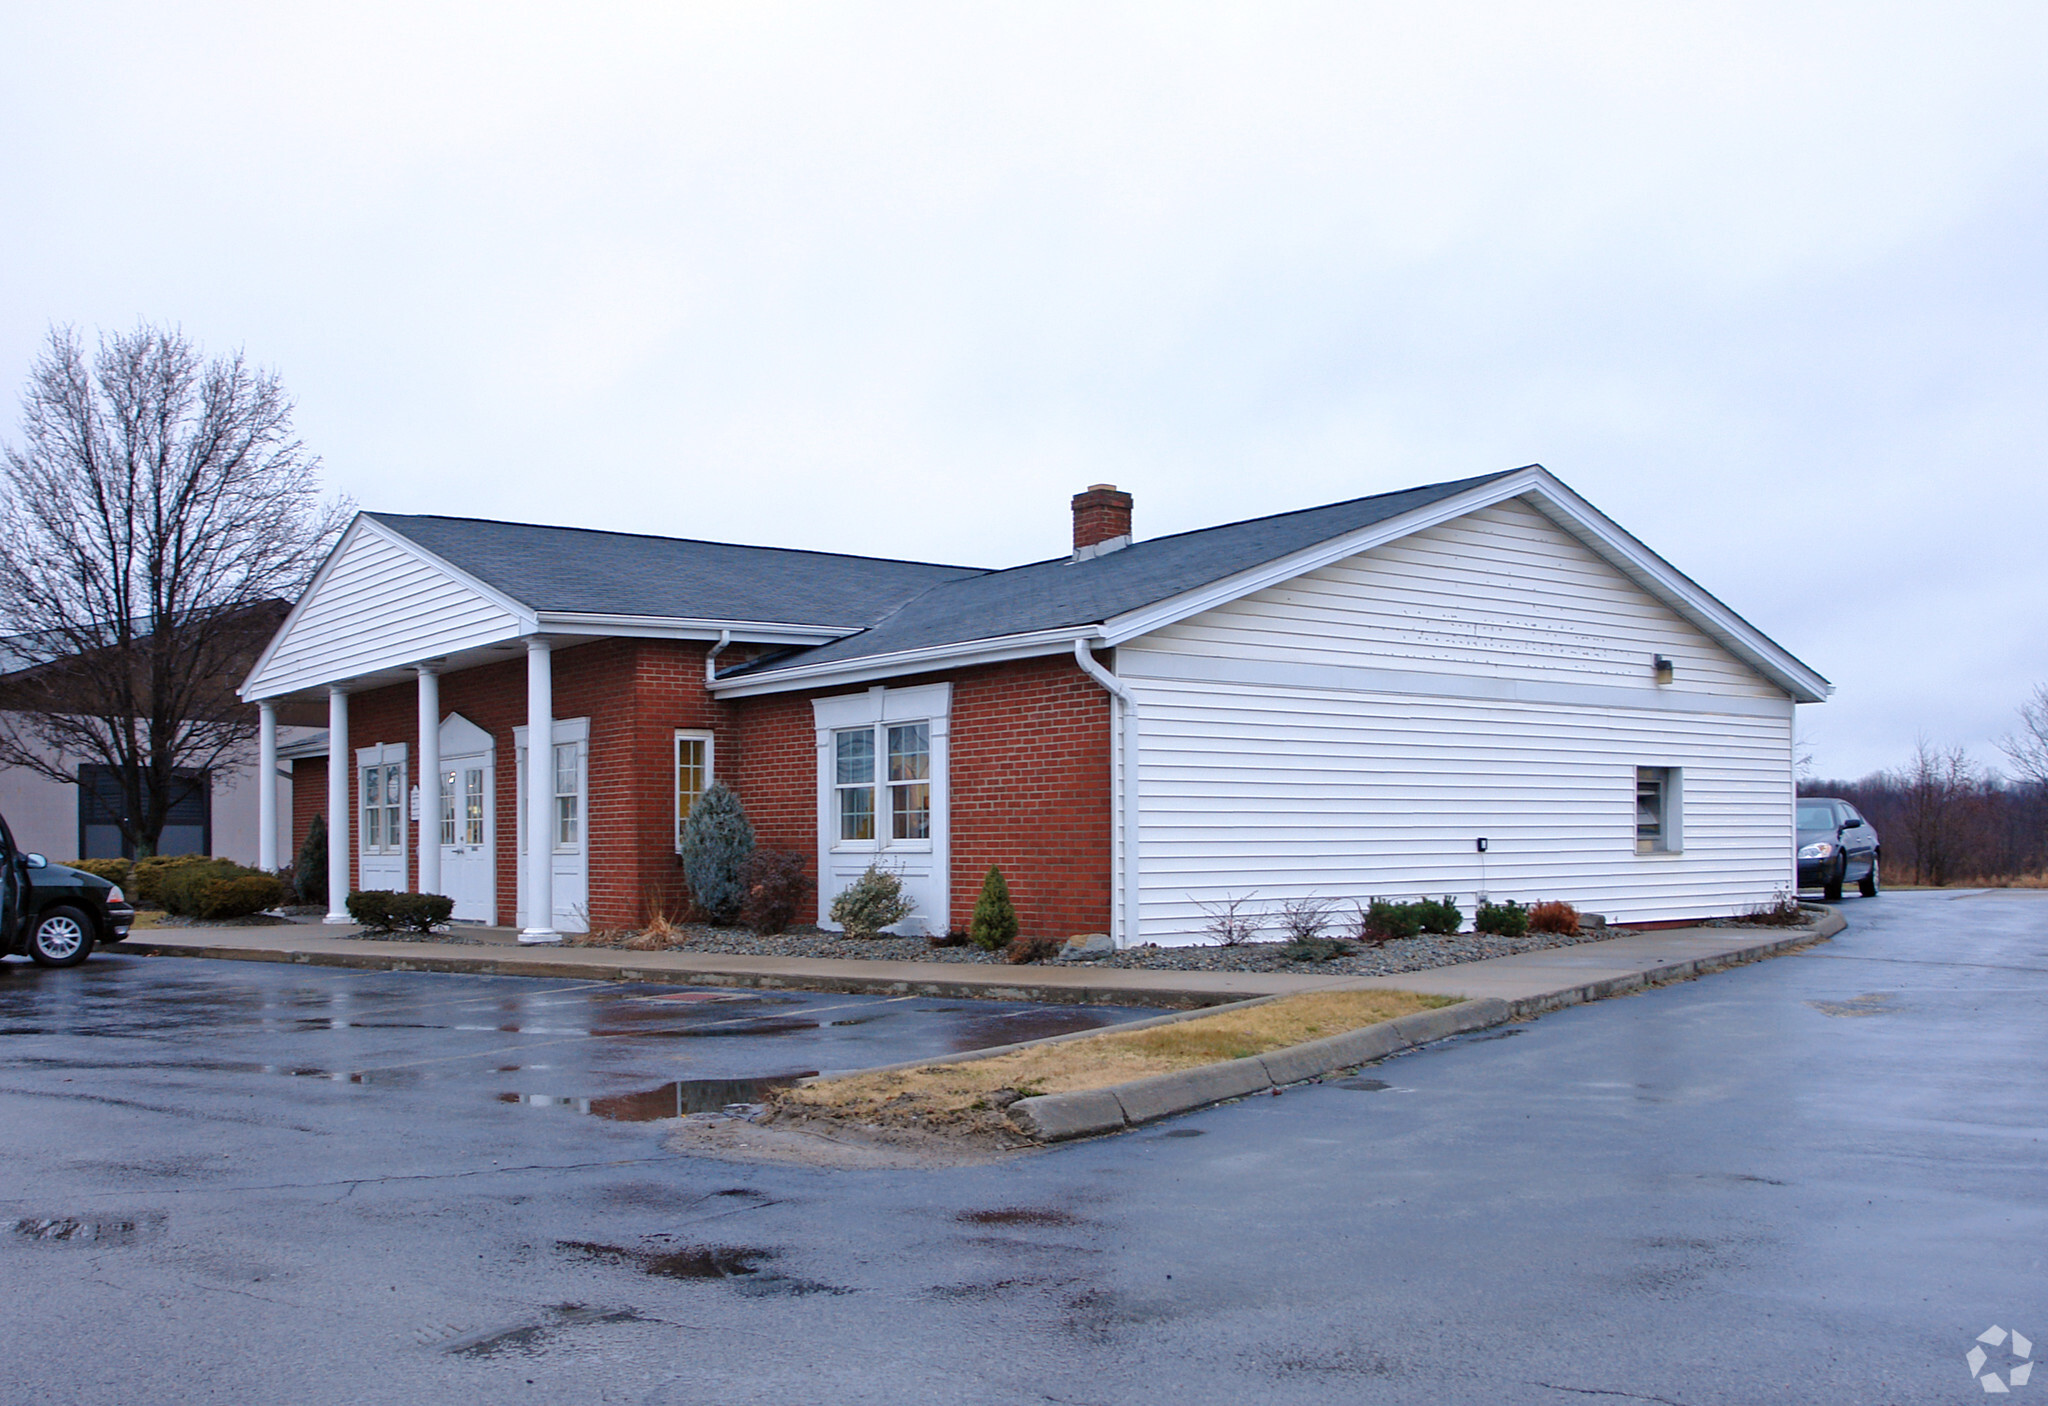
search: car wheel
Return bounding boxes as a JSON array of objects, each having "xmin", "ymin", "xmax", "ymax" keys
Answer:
[
  {"xmin": 1823, "ymin": 858, "xmax": 1844, "ymax": 904},
  {"xmin": 1859, "ymin": 858, "xmax": 1880, "ymax": 898},
  {"xmin": 26, "ymin": 906, "xmax": 95, "ymax": 967}
]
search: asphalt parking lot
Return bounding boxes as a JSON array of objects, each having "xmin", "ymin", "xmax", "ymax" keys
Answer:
[{"xmin": 3, "ymin": 891, "xmax": 2044, "ymax": 1405}]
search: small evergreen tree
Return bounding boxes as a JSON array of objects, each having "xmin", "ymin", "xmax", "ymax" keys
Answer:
[
  {"xmin": 681, "ymin": 782, "xmax": 755, "ymax": 925},
  {"xmin": 968, "ymin": 865, "xmax": 1018, "ymax": 951},
  {"xmin": 296, "ymin": 813, "xmax": 327, "ymax": 905}
]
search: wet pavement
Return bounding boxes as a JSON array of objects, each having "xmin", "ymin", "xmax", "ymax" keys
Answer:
[{"xmin": 3, "ymin": 891, "xmax": 2045, "ymax": 1404}]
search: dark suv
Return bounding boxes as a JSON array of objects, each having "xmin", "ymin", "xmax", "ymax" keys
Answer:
[
  {"xmin": 1797, "ymin": 797, "xmax": 1880, "ymax": 902},
  {"xmin": 1, "ymin": 815, "xmax": 135, "ymax": 966}
]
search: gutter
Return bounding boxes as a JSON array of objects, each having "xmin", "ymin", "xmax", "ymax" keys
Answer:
[{"xmin": 1073, "ymin": 637, "xmax": 1142, "ymax": 950}]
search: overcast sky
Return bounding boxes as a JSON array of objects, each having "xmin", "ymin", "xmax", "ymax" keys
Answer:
[{"xmin": 3, "ymin": 3, "xmax": 2043, "ymax": 780}]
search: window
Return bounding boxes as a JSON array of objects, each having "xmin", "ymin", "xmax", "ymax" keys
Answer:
[
  {"xmin": 833, "ymin": 721, "xmax": 934, "ymax": 845},
  {"xmin": 362, "ymin": 761, "xmax": 404, "ymax": 855},
  {"xmin": 835, "ymin": 727, "xmax": 876, "ymax": 841},
  {"xmin": 674, "ymin": 731, "xmax": 714, "ymax": 850},
  {"xmin": 77, "ymin": 764, "xmax": 209, "ymax": 860},
  {"xmin": 464, "ymin": 767, "xmax": 485, "ymax": 845},
  {"xmin": 1636, "ymin": 767, "xmax": 1680, "ymax": 853},
  {"xmin": 888, "ymin": 722, "xmax": 930, "ymax": 841},
  {"xmin": 554, "ymin": 743, "xmax": 579, "ymax": 847},
  {"xmin": 439, "ymin": 769, "xmax": 458, "ymax": 847}
]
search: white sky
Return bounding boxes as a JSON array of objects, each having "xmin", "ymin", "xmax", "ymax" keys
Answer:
[{"xmin": 3, "ymin": 2, "xmax": 2044, "ymax": 780}]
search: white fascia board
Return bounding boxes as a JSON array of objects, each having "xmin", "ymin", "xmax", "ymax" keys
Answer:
[
  {"xmin": 534, "ymin": 612, "xmax": 854, "ymax": 646},
  {"xmin": 1515, "ymin": 474, "xmax": 1833, "ymax": 704},
  {"xmin": 239, "ymin": 515, "xmax": 540, "ymax": 701},
  {"xmin": 708, "ymin": 626, "xmax": 1088, "ymax": 698},
  {"xmin": 1099, "ymin": 466, "xmax": 1832, "ymax": 705},
  {"xmin": 1099, "ymin": 468, "xmax": 1549, "ymax": 647}
]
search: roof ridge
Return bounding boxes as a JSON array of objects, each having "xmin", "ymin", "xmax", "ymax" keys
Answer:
[{"xmin": 365, "ymin": 511, "xmax": 990, "ymax": 576}]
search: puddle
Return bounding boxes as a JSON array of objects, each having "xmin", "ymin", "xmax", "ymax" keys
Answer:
[
  {"xmin": 558, "ymin": 1240, "xmax": 846, "ymax": 1296},
  {"xmin": 500, "ymin": 1073, "xmax": 818, "ymax": 1121},
  {"xmin": 1154, "ymin": 1127, "xmax": 1207, "ymax": 1137},
  {"xmin": 1807, "ymin": 993, "xmax": 1898, "ymax": 1018},
  {"xmin": 958, "ymin": 1208, "xmax": 1082, "ymax": 1227},
  {"xmin": 1336, "ymin": 1078, "xmax": 1391, "ymax": 1091},
  {"xmin": 13, "ymin": 1215, "xmax": 146, "ymax": 1244},
  {"xmin": 438, "ymin": 1302, "xmax": 643, "ymax": 1357}
]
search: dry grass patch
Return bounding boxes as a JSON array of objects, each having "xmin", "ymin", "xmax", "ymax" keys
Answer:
[{"xmin": 770, "ymin": 989, "xmax": 1458, "ymax": 1138}]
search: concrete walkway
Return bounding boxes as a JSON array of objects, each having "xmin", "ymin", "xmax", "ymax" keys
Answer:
[{"xmin": 121, "ymin": 910, "xmax": 1844, "ymax": 1014}]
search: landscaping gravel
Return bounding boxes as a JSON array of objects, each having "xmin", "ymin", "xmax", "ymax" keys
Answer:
[{"xmin": 556, "ymin": 921, "xmax": 1658, "ymax": 976}]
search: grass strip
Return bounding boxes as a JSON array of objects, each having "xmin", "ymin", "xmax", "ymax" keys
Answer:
[{"xmin": 773, "ymin": 989, "xmax": 1459, "ymax": 1129}]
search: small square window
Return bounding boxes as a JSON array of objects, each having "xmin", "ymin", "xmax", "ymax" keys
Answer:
[{"xmin": 1637, "ymin": 767, "xmax": 1681, "ymax": 853}]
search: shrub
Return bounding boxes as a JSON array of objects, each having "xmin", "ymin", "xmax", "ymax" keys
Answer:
[
  {"xmin": 1735, "ymin": 890, "xmax": 1807, "ymax": 926},
  {"xmin": 680, "ymin": 782, "xmax": 755, "ymax": 925},
  {"xmin": 130, "ymin": 854, "xmax": 215, "ymax": 909},
  {"xmin": 63, "ymin": 859, "xmax": 132, "ymax": 885},
  {"xmin": 196, "ymin": 874, "xmax": 290, "ymax": 920},
  {"xmin": 1415, "ymin": 895, "xmax": 1463, "ymax": 935},
  {"xmin": 1357, "ymin": 898, "xmax": 1426, "ymax": 944},
  {"xmin": 1276, "ymin": 895, "xmax": 1334, "ymax": 942},
  {"xmin": 1279, "ymin": 935, "xmax": 1356, "ymax": 963},
  {"xmin": 1473, "ymin": 898, "xmax": 1530, "ymax": 937},
  {"xmin": 829, "ymin": 863, "xmax": 914, "ymax": 938},
  {"xmin": 1198, "ymin": 892, "xmax": 1261, "ymax": 946},
  {"xmin": 738, "ymin": 848, "xmax": 812, "ymax": 935},
  {"xmin": 345, "ymin": 890, "xmax": 455, "ymax": 933},
  {"xmin": 968, "ymin": 866, "xmax": 1019, "ymax": 951},
  {"xmin": 155, "ymin": 859, "xmax": 275, "ymax": 917},
  {"xmin": 296, "ymin": 813, "xmax": 328, "ymax": 906},
  {"xmin": 1004, "ymin": 934, "xmax": 1064, "ymax": 964},
  {"xmin": 1527, "ymin": 900, "xmax": 1581, "ymax": 936},
  {"xmin": 927, "ymin": 929, "xmax": 970, "ymax": 948}
]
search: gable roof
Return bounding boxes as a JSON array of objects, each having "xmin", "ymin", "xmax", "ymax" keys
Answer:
[
  {"xmin": 728, "ymin": 470, "xmax": 1519, "ymax": 675},
  {"xmin": 366, "ymin": 513, "xmax": 982, "ymax": 629}
]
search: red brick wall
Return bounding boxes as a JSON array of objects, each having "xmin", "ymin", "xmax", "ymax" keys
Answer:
[
  {"xmin": 301, "ymin": 642, "xmax": 1113, "ymax": 936},
  {"xmin": 289, "ymin": 756, "xmax": 327, "ymax": 865}
]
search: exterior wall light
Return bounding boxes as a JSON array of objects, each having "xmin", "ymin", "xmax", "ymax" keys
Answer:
[{"xmin": 1653, "ymin": 655, "xmax": 1675, "ymax": 685}]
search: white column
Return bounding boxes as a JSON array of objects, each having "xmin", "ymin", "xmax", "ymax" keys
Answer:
[
  {"xmin": 415, "ymin": 665, "xmax": 440, "ymax": 898},
  {"xmin": 325, "ymin": 686, "xmax": 351, "ymax": 923},
  {"xmin": 520, "ymin": 638, "xmax": 558, "ymax": 942},
  {"xmin": 257, "ymin": 701, "xmax": 279, "ymax": 872}
]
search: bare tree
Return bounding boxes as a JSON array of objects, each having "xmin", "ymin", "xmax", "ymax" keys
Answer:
[
  {"xmin": 1890, "ymin": 737, "xmax": 1980, "ymax": 886},
  {"xmin": 0, "ymin": 325, "xmax": 347, "ymax": 856},
  {"xmin": 1999, "ymin": 684, "xmax": 2048, "ymax": 791}
]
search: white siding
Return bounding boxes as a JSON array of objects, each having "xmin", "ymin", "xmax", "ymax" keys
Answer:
[
  {"xmin": 1142, "ymin": 498, "xmax": 1779, "ymax": 700},
  {"xmin": 1124, "ymin": 498, "xmax": 1799, "ymax": 941},
  {"xmin": 247, "ymin": 525, "xmax": 525, "ymax": 696}
]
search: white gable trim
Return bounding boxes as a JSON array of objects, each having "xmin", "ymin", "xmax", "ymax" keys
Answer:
[
  {"xmin": 240, "ymin": 515, "xmax": 539, "ymax": 700},
  {"xmin": 1098, "ymin": 467, "xmax": 1831, "ymax": 704}
]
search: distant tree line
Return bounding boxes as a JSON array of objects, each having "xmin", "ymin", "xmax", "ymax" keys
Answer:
[{"xmin": 1802, "ymin": 687, "xmax": 2048, "ymax": 886}]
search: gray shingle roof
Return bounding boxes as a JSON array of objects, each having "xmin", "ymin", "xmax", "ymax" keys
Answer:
[
  {"xmin": 729, "ymin": 469, "xmax": 1520, "ymax": 674},
  {"xmin": 366, "ymin": 514, "xmax": 984, "ymax": 629},
  {"xmin": 370, "ymin": 470, "xmax": 1518, "ymax": 674}
]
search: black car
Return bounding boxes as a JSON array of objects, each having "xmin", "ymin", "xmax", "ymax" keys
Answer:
[
  {"xmin": 1797, "ymin": 797, "xmax": 1880, "ymax": 902},
  {"xmin": 0, "ymin": 814, "xmax": 135, "ymax": 966}
]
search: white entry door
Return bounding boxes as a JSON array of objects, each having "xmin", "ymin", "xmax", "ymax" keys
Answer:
[
  {"xmin": 356, "ymin": 742, "xmax": 407, "ymax": 892},
  {"xmin": 434, "ymin": 715, "xmax": 496, "ymax": 924},
  {"xmin": 514, "ymin": 717, "xmax": 590, "ymax": 934}
]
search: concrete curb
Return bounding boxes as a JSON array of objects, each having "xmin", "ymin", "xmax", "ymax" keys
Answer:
[
  {"xmin": 116, "ymin": 940, "xmax": 1255, "ymax": 1010},
  {"xmin": 1006, "ymin": 997, "xmax": 1514, "ymax": 1141},
  {"xmin": 1492, "ymin": 911, "xmax": 1843, "ymax": 1019}
]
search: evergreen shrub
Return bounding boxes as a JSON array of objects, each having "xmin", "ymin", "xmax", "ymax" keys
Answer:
[
  {"xmin": 345, "ymin": 890, "xmax": 455, "ymax": 932},
  {"xmin": 1473, "ymin": 898, "xmax": 1530, "ymax": 937},
  {"xmin": 680, "ymin": 782, "xmax": 755, "ymax": 925},
  {"xmin": 968, "ymin": 866, "xmax": 1018, "ymax": 951},
  {"xmin": 296, "ymin": 814, "xmax": 328, "ymax": 905}
]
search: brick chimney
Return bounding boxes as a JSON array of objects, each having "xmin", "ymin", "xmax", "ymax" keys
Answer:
[{"xmin": 1071, "ymin": 483, "xmax": 1133, "ymax": 559}]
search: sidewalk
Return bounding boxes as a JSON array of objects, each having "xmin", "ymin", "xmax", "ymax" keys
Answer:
[{"xmin": 122, "ymin": 910, "xmax": 1845, "ymax": 1014}]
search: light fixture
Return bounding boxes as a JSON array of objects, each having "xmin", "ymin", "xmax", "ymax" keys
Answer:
[{"xmin": 1653, "ymin": 655, "xmax": 1674, "ymax": 685}]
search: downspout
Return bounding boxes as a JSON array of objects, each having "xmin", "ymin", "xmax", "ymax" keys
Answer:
[
  {"xmin": 1073, "ymin": 637, "xmax": 1141, "ymax": 949},
  {"xmin": 705, "ymin": 629, "xmax": 732, "ymax": 686}
]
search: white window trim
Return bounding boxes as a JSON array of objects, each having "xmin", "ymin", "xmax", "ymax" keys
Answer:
[
  {"xmin": 1636, "ymin": 765, "xmax": 1684, "ymax": 855},
  {"xmin": 513, "ymin": 717, "xmax": 590, "ymax": 857},
  {"xmin": 355, "ymin": 742, "xmax": 408, "ymax": 860},
  {"xmin": 674, "ymin": 729, "xmax": 716, "ymax": 853},
  {"xmin": 812, "ymin": 683, "xmax": 951, "ymax": 926}
]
